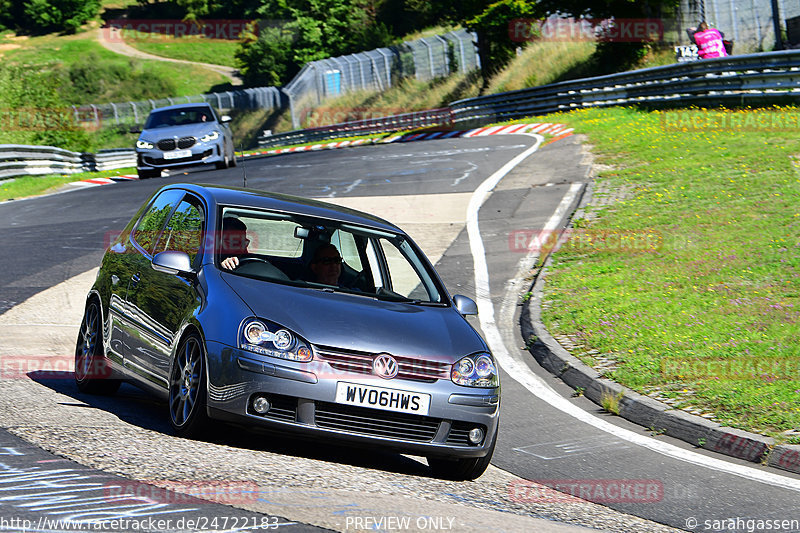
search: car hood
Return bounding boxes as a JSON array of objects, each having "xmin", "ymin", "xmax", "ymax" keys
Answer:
[
  {"xmin": 222, "ymin": 274, "xmax": 487, "ymax": 363},
  {"xmin": 140, "ymin": 123, "xmax": 219, "ymax": 140}
]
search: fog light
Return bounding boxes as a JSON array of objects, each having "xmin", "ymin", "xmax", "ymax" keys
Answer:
[
  {"xmin": 468, "ymin": 428, "xmax": 484, "ymax": 445},
  {"xmin": 252, "ymin": 396, "xmax": 271, "ymax": 414}
]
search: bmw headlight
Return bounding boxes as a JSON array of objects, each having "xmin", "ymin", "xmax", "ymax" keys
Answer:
[
  {"xmin": 240, "ymin": 318, "xmax": 312, "ymax": 362},
  {"xmin": 452, "ymin": 353, "xmax": 498, "ymax": 387},
  {"xmin": 136, "ymin": 140, "xmax": 154, "ymax": 149},
  {"xmin": 199, "ymin": 131, "xmax": 220, "ymax": 143}
]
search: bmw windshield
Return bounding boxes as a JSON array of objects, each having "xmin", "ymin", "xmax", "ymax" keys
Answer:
[
  {"xmin": 216, "ymin": 207, "xmax": 446, "ymax": 304},
  {"xmin": 144, "ymin": 106, "xmax": 216, "ymax": 129}
]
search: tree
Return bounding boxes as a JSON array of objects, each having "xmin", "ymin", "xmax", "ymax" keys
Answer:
[
  {"xmin": 236, "ymin": 0, "xmax": 392, "ymax": 86},
  {"xmin": 465, "ymin": 0, "xmax": 539, "ymax": 81},
  {"xmin": 535, "ymin": 0, "xmax": 681, "ymax": 73},
  {"xmin": 22, "ymin": 0, "xmax": 101, "ymax": 34}
]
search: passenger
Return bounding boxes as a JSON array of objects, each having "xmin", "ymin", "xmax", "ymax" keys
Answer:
[
  {"xmin": 309, "ymin": 243, "xmax": 344, "ymax": 286},
  {"xmin": 220, "ymin": 218, "xmax": 249, "ymax": 270},
  {"xmin": 693, "ymin": 21, "xmax": 727, "ymax": 59}
]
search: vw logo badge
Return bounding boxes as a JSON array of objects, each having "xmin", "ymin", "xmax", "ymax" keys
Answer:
[{"xmin": 373, "ymin": 354, "xmax": 398, "ymax": 379}]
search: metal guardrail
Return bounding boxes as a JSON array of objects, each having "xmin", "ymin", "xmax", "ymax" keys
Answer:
[
  {"xmin": 257, "ymin": 49, "xmax": 800, "ymax": 147},
  {"xmin": 258, "ymin": 108, "xmax": 453, "ymax": 148},
  {"xmin": 450, "ymin": 50, "xmax": 800, "ymax": 126},
  {"xmin": 0, "ymin": 145, "xmax": 136, "ymax": 180}
]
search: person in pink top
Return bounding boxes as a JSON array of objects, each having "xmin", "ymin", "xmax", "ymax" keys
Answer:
[{"xmin": 693, "ymin": 21, "xmax": 728, "ymax": 59}]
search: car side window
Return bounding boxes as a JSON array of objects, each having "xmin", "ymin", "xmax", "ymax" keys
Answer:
[
  {"xmin": 132, "ymin": 190, "xmax": 184, "ymax": 255},
  {"xmin": 331, "ymin": 229, "xmax": 363, "ymax": 271},
  {"xmin": 154, "ymin": 196, "xmax": 205, "ymax": 265},
  {"xmin": 377, "ymin": 237, "xmax": 434, "ymax": 301}
]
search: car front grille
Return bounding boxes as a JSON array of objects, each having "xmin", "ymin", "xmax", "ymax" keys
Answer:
[
  {"xmin": 157, "ymin": 139, "xmax": 176, "ymax": 151},
  {"xmin": 314, "ymin": 401, "xmax": 440, "ymax": 442},
  {"xmin": 177, "ymin": 136, "xmax": 196, "ymax": 149},
  {"xmin": 315, "ymin": 346, "xmax": 451, "ymax": 383},
  {"xmin": 156, "ymin": 137, "xmax": 196, "ymax": 150}
]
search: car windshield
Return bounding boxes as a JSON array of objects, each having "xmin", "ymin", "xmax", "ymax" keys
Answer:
[
  {"xmin": 144, "ymin": 107, "xmax": 214, "ymax": 129},
  {"xmin": 217, "ymin": 207, "xmax": 445, "ymax": 304}
]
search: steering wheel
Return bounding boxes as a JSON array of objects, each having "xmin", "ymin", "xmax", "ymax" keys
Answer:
[
  {"xmin": 235, "ymin": 257, "xmax": 270, "ymax": 268},
  {"xmin": 233, "ymin": 257, "xmax": 285, "ymax": 278},
  {"xmin": 349, "ymin": 269, "xmax": 367, "ymax": 289}
]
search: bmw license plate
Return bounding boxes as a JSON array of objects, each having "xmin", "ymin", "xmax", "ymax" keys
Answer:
[
  {"xmin": 163, "ymin": 149, "xmax": 192, "ymax": 160},
  {"xmin": 335, "ymin": 382, "xmax": 430, "ymax": 416}
]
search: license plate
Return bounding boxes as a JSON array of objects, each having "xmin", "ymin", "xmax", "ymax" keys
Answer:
[
  {"xmin": 335, "ymin": 382, "xmax": 431, "ymax": 416},
  {"xmin": 163, "ymin": 149, "xmax": 192, "ymax": 160}
]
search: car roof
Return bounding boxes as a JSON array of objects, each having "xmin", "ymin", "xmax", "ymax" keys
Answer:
[
  {"xmin": 148, "ymin": 103, "xmax": 214, "ymax": 113},
  {"xmin": 166, "ymin": 183, "xmax": 404, "ymax": 234}
]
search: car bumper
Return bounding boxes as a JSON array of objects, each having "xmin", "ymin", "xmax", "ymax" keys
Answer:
[
  {"xmin": 136, "ymin": 142, "xmax": 224, "ymax": 170},
  {"xmin": 205, "ymin": 342, "xmax": 500, "ymax": 458}
]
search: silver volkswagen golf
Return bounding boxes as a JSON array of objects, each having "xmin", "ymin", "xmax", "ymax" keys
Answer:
[{"xmin": 75, "ymin": 183, "xmax": 499, "ymax": 480}]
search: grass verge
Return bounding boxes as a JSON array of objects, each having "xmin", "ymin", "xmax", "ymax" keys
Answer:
[
  {"xmin": 120, "ymin": 31, "xmax": 239, "ymax": 67},
  {"xmin": 1, "ymin": 30, "xmax": 228, "ymax": 100},
  {"xmin": 535, "ymin": 106, "xmax": 800, "ymax": 442},
  {"xmin": 0, "ymin": 167, "xmax": 135, "ymax": 202}
]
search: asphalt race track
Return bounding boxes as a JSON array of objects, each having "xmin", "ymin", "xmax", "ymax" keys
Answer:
[{"xmin": 1, "ymin": 135, "xmax": 799, "ymax": 533}]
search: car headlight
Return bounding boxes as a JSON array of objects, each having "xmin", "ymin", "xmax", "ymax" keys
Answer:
[
  {"xmin": 199, "ymin": 131, "xmax": 220, "ymax": 143},
  {"xmin": 239, "ymin": 318, "xmax": 313, "ymax": 362},
  {"xmin": 136, "ymin": 140, "xmax": 154, "ymax": 149},
  {"xmin": 452, "ymin": 353, "xmax": 498, "ymax": 387}
]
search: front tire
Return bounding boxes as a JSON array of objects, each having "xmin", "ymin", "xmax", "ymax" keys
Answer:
[
  {"xmin": 168, "ymin": 333, "xmax": 209, "ymax": 438},
  {"xmin": 215, "ymin": 151, "xmax": 230, "ymax": 170},
  {"xmin": 427, "ymin": 429, "xmax": 497, "ymax": 481},
  {"xmin": 74, "ymin": 301, "xmax": 120, "ymax": 395}
]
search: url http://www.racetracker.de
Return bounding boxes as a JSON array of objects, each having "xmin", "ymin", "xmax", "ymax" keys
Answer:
[{"xmin": 0, "ymin": 515, "xmax": 286, "ymax": 531}]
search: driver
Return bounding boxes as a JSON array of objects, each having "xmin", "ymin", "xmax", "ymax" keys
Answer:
[{"xmin": 220, "ymin": 217, "xmax": 249, "ymax": 270}]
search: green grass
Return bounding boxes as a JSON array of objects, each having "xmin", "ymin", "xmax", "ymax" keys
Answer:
[
  {"xmin": 1, "ymin": 31, "xmax": 229, "ymax": 101},
  {"xmin": 536, "ymin": 106, "xmax": 800, "ymax": 440},
  {"xmin": 121, "ymin": 30, "xmax": 240, "ymax": 67},
  {"xmin": 0, "ymin": 167, "xmax": 134, "ymax": 201}
]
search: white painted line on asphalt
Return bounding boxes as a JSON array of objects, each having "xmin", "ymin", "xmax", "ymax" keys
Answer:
[{"xmin": 466, "ymin": 134, "xmax": 800, "ymax": 493}]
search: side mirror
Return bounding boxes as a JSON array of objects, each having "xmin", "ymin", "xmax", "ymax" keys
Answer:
[
  {"xmin": 453, "ymin": 294, "xmax": 478, "ymax": 316},
  {"xmin": 220, "ymin": 115, "xmax": 232, "ymax": 123},
  {"xmin": 152, "ymin": 250, "xmax": 195, "ymax": 277}
]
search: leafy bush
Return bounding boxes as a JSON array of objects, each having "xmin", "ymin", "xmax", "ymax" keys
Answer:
[
  {"xmin": 57, "ymin": 53, "xmax": 179, "ymax": 103},
  {"xmin": 0, "ymin": 64, "xmax": 94, "ymax": 151}
]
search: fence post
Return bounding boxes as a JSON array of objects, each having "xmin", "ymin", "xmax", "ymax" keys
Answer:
[
  {"xmin": 377, "ymin": 48, "xmax": 393, "ymax": 88},
  {"xmin": 419, "ymin": 38, "xmax": 436, "ymax": 79},
  {"xmin": 434, "ymin": 35, "xmax": 450, "ymax": 75}
]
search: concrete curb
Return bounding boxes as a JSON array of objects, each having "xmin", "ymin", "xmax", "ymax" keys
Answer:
[{"xmin": 518, "ymin": 187, "xmax": 800, "ymax": 476}]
